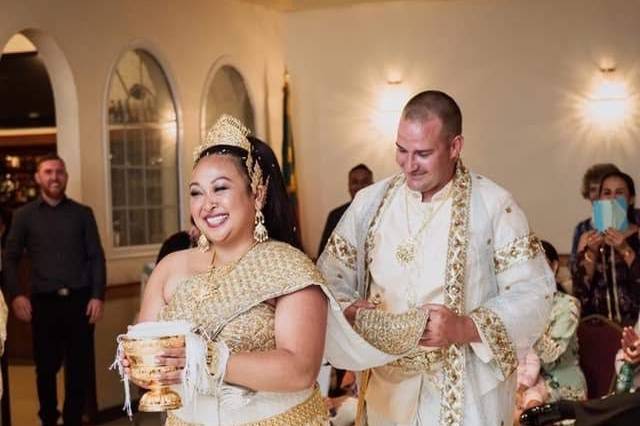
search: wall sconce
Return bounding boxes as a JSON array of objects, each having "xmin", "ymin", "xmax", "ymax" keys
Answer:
[
  {"xmin": 386, "ymin": 69, "xmax": 403, "ymax": 85},
  {"xmin": 373, "ymin": 75, "xmax": 411, "ymax": 140},
  {"xmin": 582, "ymin": 64, "xmax": 633, "ymax": 130}
]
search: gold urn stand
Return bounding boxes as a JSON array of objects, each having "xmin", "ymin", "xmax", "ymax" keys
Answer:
[{"xmin": 122, "ymin": 335, "xmax": 185, "ymax": 412}]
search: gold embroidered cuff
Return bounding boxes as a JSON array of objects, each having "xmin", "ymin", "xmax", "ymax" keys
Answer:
[
  {"xmin": 326, "ymin": 233, "xmax": 357, "ymax": 270},
  {"xmin": 469, "ymin": 307, "xmax": 517, "ymax": 379},
  {"xmin": 354, "ymin": 308, "xmax": 428, "ymax": 355},
  {"xmin": 493, "ymin": 233, "xmax": 543, "ymax": 274}
]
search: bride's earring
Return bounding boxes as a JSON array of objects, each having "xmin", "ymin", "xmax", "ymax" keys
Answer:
[{"xmin": 253, "ymin": 210, "xmax": 268, "ymax": 243}]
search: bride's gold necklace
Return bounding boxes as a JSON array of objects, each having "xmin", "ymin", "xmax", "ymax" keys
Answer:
[
  {"xmin": 395, "ymin": 184, "xmax": 452, "ymax": 266},
  {"xmin": 207, "ymin": 241, "xmax": 258, "ymax": 285}
]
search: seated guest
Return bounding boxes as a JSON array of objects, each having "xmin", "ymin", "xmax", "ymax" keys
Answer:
[
  {"xmin": 325, "ymin": 370, "xmax": 357, "ymax": 426},
  {"xmin": 573, "ymin": 172, "xmax": 640, "ymax": 326},
  {"xmin": 520, "ymin": 392, "xmax": 640, "ymax": 426},
  {"xmin": 616, "ymin": 319, "xmax": 640, "ymax": 390},
  {"xmin": 520, "ymin": 313, "xmax": 640, "ymax": 426},
  {"xmin": 570, "ymin": 163, "xmax": 620, "ymax": 275},
  {"xmin": 536, "ymin": 241, "xmax": 587, "ymax": 400},
  {"xmin": 155, "ymin": 217, "xmax": 200, "ymax": 263},
  {"xmin": 514, "ymin": 350, "xmax": 548, "ymax": 422},
  {"xmin": 515, "ymin": 241, "xmax": 587, "ymax": 421},
  {"xmin": 317, "ymin": 163, "xmax": 373, "ymax": 257}
]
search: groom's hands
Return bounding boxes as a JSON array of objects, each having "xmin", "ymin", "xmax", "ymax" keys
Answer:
[
  {"xmin": 343, "ymin": 299, "xmax": 376, "ymax": 326},
  {"xmin": 419, "ymin": 304, "xmax": 480, "ymax": 347}
]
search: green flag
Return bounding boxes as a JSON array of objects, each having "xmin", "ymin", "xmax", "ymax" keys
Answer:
[{"xmin": 282, "ymin": 72, "xmax": 302, "ymax": 245}]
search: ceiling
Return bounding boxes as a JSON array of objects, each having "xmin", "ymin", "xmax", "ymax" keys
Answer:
[{"xmin": 238, "ymin": 0, "xmax": 409, "ymax": 12}]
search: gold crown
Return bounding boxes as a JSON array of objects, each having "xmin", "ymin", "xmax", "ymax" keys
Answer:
[{"xmin": 193, "ymin": 114, "xmax": 251, "ymax": 162}]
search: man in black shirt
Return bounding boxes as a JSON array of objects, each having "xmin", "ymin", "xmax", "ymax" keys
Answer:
[
  {"xmin": 317, "ymin": 164, "xmax": 373, "ymax": 257},
  {"xmin": 3, "ymin": 154, "xmax": 106, "ymax": 426}
]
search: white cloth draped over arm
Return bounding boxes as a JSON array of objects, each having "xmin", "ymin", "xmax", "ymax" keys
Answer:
[
  {"xmin": 318, "ymin": 184, "xmax": 401, "ymax": 371},
  {"xmin": 469, "ymin": 193, "xmax": 555, "ymax": 382}
]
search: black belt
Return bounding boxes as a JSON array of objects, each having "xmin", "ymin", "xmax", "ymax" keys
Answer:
[{"xmin": 34, "ymin": 287, "xmax": 90, "ymax": 298}]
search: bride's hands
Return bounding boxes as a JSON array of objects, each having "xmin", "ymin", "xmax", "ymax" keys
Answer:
[
  {"xmin": 155, "ymin": 346, "xmax": 186, "ymax": 385},
  {"xmin": 120, "ymin": 346, "xmax": 186, "ymax": 388}
]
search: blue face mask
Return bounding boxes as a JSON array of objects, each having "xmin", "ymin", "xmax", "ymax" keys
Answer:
[{"xmin": 593, "ymin": 196, "xmax": 629, "ymax": 232}]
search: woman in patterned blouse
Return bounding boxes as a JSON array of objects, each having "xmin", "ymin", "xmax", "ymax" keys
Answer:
[{"xmin": 572, "ymin": 171, "xmax": 640, "ymax": 327}]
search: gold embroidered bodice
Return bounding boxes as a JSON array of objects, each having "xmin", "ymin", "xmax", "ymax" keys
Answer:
[
  {"xmin": 158, "ymin": 241, "xmax": 324, "ymax": 353},
  {"xmin": 160, "ymin": 280, "xmax": 276, "ymax": 353}
]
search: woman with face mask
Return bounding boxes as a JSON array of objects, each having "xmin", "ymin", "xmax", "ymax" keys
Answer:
[
  {"xmin": 128, "ymin": 115, "xmax": 330, "ymax": 425},
  {"xmin": 573, "ymin": 171, "xmax": 640, "ymax": 327}
]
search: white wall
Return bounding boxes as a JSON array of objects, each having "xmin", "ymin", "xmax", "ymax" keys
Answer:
[
  {"xmin": 1, "ymin": 0, "xmax": 286, "ymax": 283},
  {"xmin": 286, "ymin": 0, "xmax": 640, "ymax": 255}
]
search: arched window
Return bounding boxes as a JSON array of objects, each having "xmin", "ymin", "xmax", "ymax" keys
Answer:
[
  {"xmin": 107, "ymin": 49, "xmax": 179, "ymax": 247},
  {"xmin": 204, "ymin": 65, "xmax": 255, "ymax": 133}
]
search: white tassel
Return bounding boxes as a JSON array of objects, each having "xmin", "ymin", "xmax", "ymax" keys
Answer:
[
  {"xmin": 109, "ymin": 334, "xmax": 133, "ymax": 419},
  {"xmin": 182, "ymin": 331, "xmax": 208, "ymax": 409}
]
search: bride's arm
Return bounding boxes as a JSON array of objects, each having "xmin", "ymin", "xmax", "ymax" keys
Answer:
[{"xmin": 223, "ymin": 285, "xmax": 328, "ymax": 392}]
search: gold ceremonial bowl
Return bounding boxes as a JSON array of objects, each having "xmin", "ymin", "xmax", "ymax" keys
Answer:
[{"xmin": 122, "ymin": 335, "xmax": 185, "ymax": 412}]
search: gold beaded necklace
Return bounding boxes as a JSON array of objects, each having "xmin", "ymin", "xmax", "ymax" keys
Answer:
[
  {"xmin": 395, "ymin": 183, "xmax": 453, "ymax": 266},
  {"xmin": 206, "ymin": 241, "xmax": 258, "ymax": 288}
]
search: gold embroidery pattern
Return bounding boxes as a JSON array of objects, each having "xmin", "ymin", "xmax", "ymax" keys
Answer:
[
  {"xmin": 387, "ymin": 348, "xmax": 444, "ymax": 375},
  {"xmin": 165, "ymin": 412, "xmax": 202, "ymax": 426},
  {"xmin": 165, "ymin": 386, "xmax": 328, "ymax": 426},
  {"xmin": 251, "ymin": 386, "xmax": 328, "ymax": 426},
  {"xmin": 469, "ymin": 306, "xmax": 518, "ymax": 379},
  {"xmin": 354, "ymin": 308, "xmax": 428, "ymax": 355},
  {"xmin": 493, "ymin": 233, "xmax": 543, "ymax": 274},
  {"xmin": 364, "ymin": 174, "xmax": 405, "ymax": 284},
  {"xmin": 440, "ymin": 162, "xmax": 472, "ymax": 426},
  {"xmin": 160, "ymin": 241, "xmax": 325, "ymax": 340},
  {"xmin": 326, "ymin": 233, "xmax": 357, "ymax": 271},
  {"xmin": 219, "ymin": 304, "xmax": 276, "ymax": 353}
]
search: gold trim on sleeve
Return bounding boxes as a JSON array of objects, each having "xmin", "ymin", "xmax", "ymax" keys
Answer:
[
  {"xmin": 354, "ymin": 308, "xmax": 428, "ymax": 355},
  {"xmin": 326, "ymin": 233, "xmax": 357, "ymax": 271},
  {"xmin": 469, "ymin": 306, "xmax": 518, "ymax": 379},
  {"xmin": 493, "ymin": 233, "xmax": 543, "ymax": 274}
]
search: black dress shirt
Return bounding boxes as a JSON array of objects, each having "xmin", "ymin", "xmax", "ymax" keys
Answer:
[
  {"xmin": 3, "ymin": 196, "xmax": 106, "ymax": 300},
  {"xmin": 317, "ymin": 202, "xmax": 351, "ymax": 258}
]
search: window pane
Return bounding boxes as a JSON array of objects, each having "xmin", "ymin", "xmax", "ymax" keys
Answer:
[
  {"xmin": 112, "ymin": 210, "xmax": 128, "ymax": 247},
  {"xmin": 107, "ymin": 49, "xmax": 179, "ymax": 247},
  {"xmin": 146, "ymin": 129, "xmax": 162, "ymax": 167},
  {"xmin": 127, "ymin": 169, "xmax": 144, "ymax": 206},
  {"xmin": 148, "ymin": 208, "xmax": 164, "ymax": 244},
  {"xmin": 110, "ymin": 130, "xmax": 125, "ymax": 165},
  {"xmin": 128, "ymin": 209, "xmax": 146, "ymax": 246},
  {"xmin": 146, "ymin": 169, "xmax": 161, "ymax": 205},
  {"xmin": 127, "ymin": 128, "xmax": 144, "ymax": 166},
  {"xmin": 111, "ymin": 168, "xmax": 125, "ymax": 207}
]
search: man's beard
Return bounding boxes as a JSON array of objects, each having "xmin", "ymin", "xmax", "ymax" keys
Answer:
[{"xmin": 41, "ymin": 184, "xmax": 65, "ymax": 200}]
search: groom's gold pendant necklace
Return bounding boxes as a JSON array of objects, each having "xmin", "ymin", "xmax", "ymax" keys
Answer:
[{"xmin": 395, "ymin": 184, "xmax": 452, "ymax": 266}]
